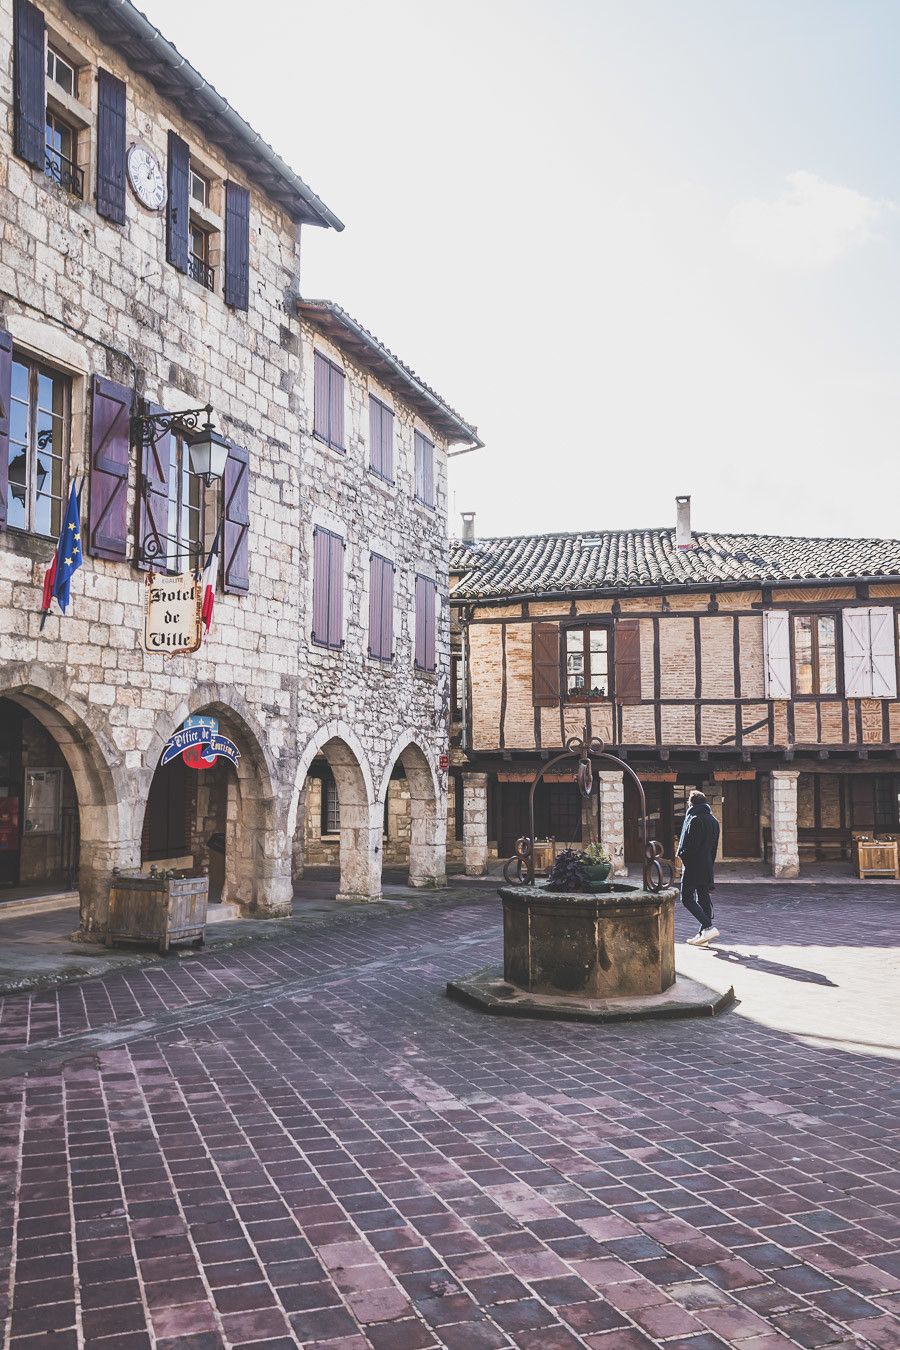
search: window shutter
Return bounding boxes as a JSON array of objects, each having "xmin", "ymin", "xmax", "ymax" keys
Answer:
[
  {"xmin": 87, "ymin": 376, "xmax": 131, "ymax": 560},
  {"xmin": 869, "ymin": 608, "xmax": 898, "ymax": 699},
  {"xmin": 381, "ymin": 558, "xmax": 394, "ymax": 660},
  {"xmin": 423, "ymin": 438, "xmax": 434, "ymax": 508},
  {"xmin": 381, "ymin": 404, "xmax": 394, "ymax": 480},
  {"xmin": 368, "ymin": 554, "xmax": 382, "ymax": 656},
  {"xmin": 137, "ymin": 403, "xmax": 171, "ymax": 572},
  {"xmin": 328, "ymin": 364, "xmax": 344, "ymax": 450},
  {"xmin": 614, "ymin": 619, "xmax": 641, "ymax": 703},
  {"xmin": 223, "ymin": 443, "xmax": 249, "ymax": 594},
  {"xmin": 312, "ymin": 527, "xmax": 329, "ymax": 645},
  {"xmin": 532, "ymin": 622, "xmax": 561, "ymax": 706},
  {"xmin": 224, "ymin": 181, "xmax": 250, "ymax": 310},
  {"xmin": 314, "ymin": 352, "xmax": 329, "ymax": 441},
  {"xmin": 13, "ymin": 0, "xmax": 45, "ymax": 169},
  {"xmin": 415, "ymin": 576, "xmax": 436, "ymax": 671},
  {"xmin": 415, "ymin": 432, "xmax": 434, "ymax": 506},
  {"xmin": 0, "ymin": 329, "xmax": 12, "ymax": 529},
  {"xmin": 763, "ymin": 610, "xmax": 791, "ymax": 699},
  {"xmin": 842, "ymin": 608, "xmax": 872, "ymax": 697},
  {"xmin": 165, "ymin": 131, "xmax": 190, "ymax": 273},
  {"xmin": 369, "ymin": 399, "xmax": 382, "ymax": 475},
  {"xmin": 368, "ymin": 553, "xmax": 394, "ymax": 659},
  {"xmin": 415, "ymin": 575, "xmax": 426, "ymax": 669},
  {"xmin": 96, "ymin": 69, "xmax": 127, "ymax": 225},
  {"xmin": 425, "ymin": 578, "xmax": 436, "ymax": 672},
  {"xmin": 327, "ymin": 531, "xmax": 344, "ymax": 646}
]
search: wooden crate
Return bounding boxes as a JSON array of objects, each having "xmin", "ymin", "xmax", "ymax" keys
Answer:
[
  {"xmin": 107, "ymin": 871, "xmax": 208, "ymax": 953},
  {"xmin": 856, "ymin": 839, "xmax": 900, "ymax": 880}
]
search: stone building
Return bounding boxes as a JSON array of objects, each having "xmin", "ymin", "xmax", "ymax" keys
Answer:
[
  {"xmin": 0, "ymin": 0, "xmax": 480, "ymax": 928},
  {"xmin": 449, "ymin": 499, "xmax": 900, "ymax": 879}
]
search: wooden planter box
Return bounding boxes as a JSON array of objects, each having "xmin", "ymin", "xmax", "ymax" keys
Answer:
[
  {"xmin": 106, "ymin": 870, "xmax": 208, "ymax": 953},
  {"xmin": 856, "ymin": 839, "xmax": 900, "ymax": 880}
]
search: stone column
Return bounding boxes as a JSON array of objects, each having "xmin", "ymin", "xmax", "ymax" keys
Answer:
[
  {"xmin": 463, "ymin": 773, "xmax": 489, "ymax": 877},
  {"xmin": 407, "ymin": 784, "xmax": 448, "ymax": 889},
  {"xmin": 597, "ymin": 771, "xmax": 626, "ymax": 876},
  {"xmin": 336, "ymin": 806, "xmax": 382, "ymax": 903},
  {"xmin": 770, "ymin": 770, "xmax": 800, "ymax": 878}
]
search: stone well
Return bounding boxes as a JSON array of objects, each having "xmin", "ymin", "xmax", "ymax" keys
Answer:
[{"xmin": 501, "ymin": 883, "xmax": 677, "ymax": 1000}]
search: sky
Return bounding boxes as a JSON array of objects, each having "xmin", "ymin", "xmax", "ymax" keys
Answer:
[{"xmin": 145, "ymin": 0, "xmax": 900, "ymax": 542}]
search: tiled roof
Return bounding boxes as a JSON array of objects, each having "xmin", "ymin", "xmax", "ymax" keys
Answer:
[
  {"xmin": 450, "ymin": 530, "xmax": 900, "ymax": 600},
  {"xmin": 298, "ymin": 300, "xmax": 483, "ymax": 449}
]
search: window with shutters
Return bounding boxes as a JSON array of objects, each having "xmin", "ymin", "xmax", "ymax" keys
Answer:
[
  {"xmin": 44, "ymin": 107, "xmax": 82, "ymax": 197},
  {"xmin": 792, "ymin": 613, "xmax": 838, "ymax": 695},
  {"xmin": 368, "ymin": 552, "xmax": 394, "ymax": 661},
  {"xmin": 564, "ymin": 626, "xmax": 610, "ymax": 700},
  {"xmin": 414, "ymin": 431, "xmax": 434, "ymax": 507},
  {"xmin": 369, "ymin": 396, "xmax": 394, "ymax": 481},
  {"xmin": 314, "ymin": 353, "xmax": 345, "ymax": 452},
  {"xmin": 188, "ymin": 222, "xmax": 214, "ymax": 291},
  {"xmin": 7, "ymin": 353, "xmax": 70, "ymax": 537},
  {"xmin": 46, "ymin": 45, "xmax": 76, "ymax": 96},
  {"xmin": 312, "ymin": 526, "xmax": 344, "ymax": 649},
  {"xmin": 190, "ymin": 167, "xmax": 210, "ymax": 208},
  {"xmin": 415, "ymin": 575, "xmax": 437, "ymax": 673},
  {"xmin": 163, "ymin": 435, "xmax": 206, "ymax": 572}
]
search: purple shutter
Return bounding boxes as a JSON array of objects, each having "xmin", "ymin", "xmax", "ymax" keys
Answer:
[
  {"xmin": 87, "ymin": 376, "xmax": 131, "ymax": 560},
  {"xmin": 312, "ymin": 527, "xmax": 329, "ymax": 645},
  {"xmin": 96, "ymin": 69, "xmax": 127, "ymax": 225},
  {"xmin": 166, "ymin": 131, "xmax": 190, "ymax": 273},
  {"xmin": 381, "ymin": 556, "xmax": 394, "ymax": 658},
  {"xmin": 415, "ymin": 575, "xmax": 427, "ymax": 669},
  {"xmin": 423, "ymin": 436, "xmax": 434, "ymax": 508},
  {"xmin": 0, "ymin": 329, "xmax": 12, "ymax": 528},
  {"xmin": 224, "ymin": 181, "xmax": 250, "ymax": 310},
  {"xmin": 381, "ymin": 404, "xmax": 393, "ymax": 480},
  {"xmin": 329, "ymin": 364, "xmax": 344, "ymax": 450},
  {"xmin": 368, "ymin": 553, "xmax": 382, "ymax": 655},
  {"xmin": 369, "ymin": 399, "xmax": 380, "ymax": 475},
  {"xmin": 137, "ymin": 402, "xmax": 171, "ymax": 572},
  {"xmin": 314, "ymin": 352, "xmax": 329, "ymax": 441},
  {"xmin": 425, "ymin": 579, "xmax": 436, "ymax": 672},
  {"xmin": 327, "ymin": 530, "xmax": 344, "ymax": 646},
  {"xmin": 223, "ymin": 443, "xmax": 249, "ymax": 593},
  {"xmin": 13, "ymin": 0, "xmax": 45, "ymax": 169}
]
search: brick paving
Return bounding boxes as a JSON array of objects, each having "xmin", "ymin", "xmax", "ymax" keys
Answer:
[{"xmin": 0, "ymin": 883, "xmax": 898, "ymax": 1349}]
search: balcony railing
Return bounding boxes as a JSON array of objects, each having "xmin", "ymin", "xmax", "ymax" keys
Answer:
[
  {"xmin": 45, "ymin": 148, "xmax": 83, "ymax": 199},
  {"xmin": 188, "ymin": 254, "xmax": 215, "ymax": 291}
]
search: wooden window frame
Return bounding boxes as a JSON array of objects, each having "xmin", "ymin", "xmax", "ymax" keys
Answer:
[
  {"xmin": 791, "ymin": 610, "xmax": 842, "ymax": 699},
  {"xmin": 562, "ymin": 622, "xmax": 612, "ymax": 703},
  {"xmin": 163, "ymin": 433, "xmax": 206, "ymax": 573},
  {"xmin": 46, "ymin": 44, "xmax": 76, "ymax": 96},
  {"xmin": 321, "ymin": 770, "xmax": 341, "ymax": 836},
  {"xmin": 7, "ymin": 351, "xmax": 70, "ymax": 538}
]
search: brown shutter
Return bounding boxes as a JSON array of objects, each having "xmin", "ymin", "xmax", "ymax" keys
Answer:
[
  {"xmin": 327, "ymin": 530, "xmax": 344, "ymax": 646},
  {"xmin": 96, "ymin": 69, "xmax": 127, "ymax": 225},
  {"xmin": 222, "ymin": 443, "xmax": 249, "ymax": 594},
  {"xmin": 87, "ymin": 376, "xmax": 131, "ymax": 560},
  {"xmin": 13, "ymin": 0, "xmax": 45, "ymax": 169},
  {"xmin": 166, "ymin": 131, "xmax": 190, "ymax": 273},
  {"xmin": 532, "ymin": 622, "xmax": 561, "ymax": 706},
  {"xmin": 312, "ymin": 526, "xmax": 329, "ymax": 645},
  {"xmin": 224, "ymin": 181, "xmax": 250, "ymax": 310},
  {"xmin": 329, "ymin": 364, "xmax": 344, "ymax": 450},
  {"xmin": 137, "ymin": 403, "xmax": 171, "ymax": 572},
  {"xmin": 614, "ymin": 619, "xmax": 642, "ymax": 703},
  {"xmin": 0, "ymin": 329, "xmax": 12, "ymax": 528}
]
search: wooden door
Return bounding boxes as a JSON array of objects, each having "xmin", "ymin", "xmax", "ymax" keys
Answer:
[
  {"xmin": 722, "ymin": 780, "xmax": 759, "ymax": 857},
  {"xmin": 500, "ymin": 784, "xmax": 530, "ymax": 858}
]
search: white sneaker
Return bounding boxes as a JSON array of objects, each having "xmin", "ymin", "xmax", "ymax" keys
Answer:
[
  {"xmin": 696, "ymin": 927, "xmax": 720, "ymax": 945},
  {"xmin": 686, "ymin": 932, "xmax": 706, "ymax": 946}
]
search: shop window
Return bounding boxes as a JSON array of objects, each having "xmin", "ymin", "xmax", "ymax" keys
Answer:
[
  {"xmin": 7, "ymin": 353, "xmax": 70, "ymax": 537},
  {"xmin": 565, "ymin": 625, "xmax": 609, "ymax": 700},
  {"xmin": 322, "ymin": 773, "xmax": 340, "ymax": 835},
  {"xmin": 188, "ymin": 221, "xmax": 214, "ymax": 290},
  {"xmin": 165, "ymin": 435, "xmax": 203, "ymax": 571},
  {"xmin": 793, "ymin": 613, "xmax": 838, "ymax": 694}
]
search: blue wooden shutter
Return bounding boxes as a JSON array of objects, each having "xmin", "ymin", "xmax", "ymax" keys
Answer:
[
  {"xmin": 0, "ymin": 329, "xmax": 12, "ymax": 528},
  {"xmin": 137, "ymin": 402, "xmax": 171, "ymax": 572},
  {"xmin": 13, "ymin": 0, "xmax": 45, "ymax": 169},
  {"xmin": 223, "ymin": 443, "xmax": 249, "ymax": 594},
  {"xmin": 96, "ymin": 69, "xmax": 127, "ymax": 224},
  {"xmin": 166, "ymin": 131, "xmax": 190, "ymax": 273},
  {"xmin": 224, "ymin": 181, "xmax": 250, "ymax": 310}
]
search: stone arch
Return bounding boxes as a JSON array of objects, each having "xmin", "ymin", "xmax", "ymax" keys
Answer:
[
  {"xmin": 144, "ymin": 685, "xmax": 291, "ymax": 918},
  {"xmin": 378, "ymin": 733, "xmax": 446, "ymax": 889},
  {"xmin": 292, "ymin": 722, "xmax": 379, "ymax": 903},
  {"xmin": 0, "ymin": 663, "xmax": 136, "ymax": 934}
]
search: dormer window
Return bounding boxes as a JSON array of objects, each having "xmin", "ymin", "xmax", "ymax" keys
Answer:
[
  {"xmin": 46, "ymin": 45, "xmax": 76, "ymax": 96},
  {"xmin": 190, "ymin": 167, "xmax": 210, "ymax": 208}
]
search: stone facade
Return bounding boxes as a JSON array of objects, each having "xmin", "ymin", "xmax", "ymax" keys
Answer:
[{"xmin": 0, "ymin": 0, "xmax": 479, "ymax": 928}]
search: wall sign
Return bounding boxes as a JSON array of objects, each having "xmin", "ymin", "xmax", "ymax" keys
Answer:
[
  {"xmin": 438, "ymin": 754, "xmax": 449, "ymax": 771},
  {"xmin": 143, "ymin": 573, "xmax": 202, "ymax": 655},
  {"xmin": 161, "ymin": 720, "xmax": 241, "ymax": 770},
  {"xmin": 182, "ymin": 716, "xmax": 218, "ymax": 770}
]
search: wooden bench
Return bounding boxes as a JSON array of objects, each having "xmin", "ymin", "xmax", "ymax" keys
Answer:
[{"xmin": 762, "ymin": 827, "xmax": 851, "ymax": 863}]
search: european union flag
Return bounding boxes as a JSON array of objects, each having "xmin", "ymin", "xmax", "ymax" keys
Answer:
[{"xmin": 42, "ymin": 481, "xmax": 83, "ymax": 616}]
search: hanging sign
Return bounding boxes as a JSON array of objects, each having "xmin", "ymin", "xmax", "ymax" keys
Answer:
[
  {"xmin": 143, "ymin": 572, "xmax": 202, "ymax": 655},
  {"xmin": 182, "ymin": 715, "xmax": 218, "ymax": 770},
  {"xmin": 161, "ymin": 719, "xmax": 241, "ymax": 769}
]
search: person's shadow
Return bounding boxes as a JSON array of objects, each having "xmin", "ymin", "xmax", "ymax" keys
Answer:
[{"xmin": 711, "ymin": 949, "xmax": 837, "ymax": 987}]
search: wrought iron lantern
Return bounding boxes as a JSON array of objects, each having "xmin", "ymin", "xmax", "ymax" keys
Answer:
[
  {"xmin": 131, "ymin": 401, "xmax": 229, "ymax": 567},
  {"xmin": 503, "ymin": 724, "xmax": 674, "ymax": 893}
]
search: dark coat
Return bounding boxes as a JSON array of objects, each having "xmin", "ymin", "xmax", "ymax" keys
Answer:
[{"xmin": 677, "ymin": 801, "xmax": 720, "ymax": 888}]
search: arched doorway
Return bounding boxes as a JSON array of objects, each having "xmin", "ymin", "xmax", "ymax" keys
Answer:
[
  {"xmin": 292, "ymin": 728, "xmax": 379, "ymax": 903},
  {"xmin": 379, "ymin": 736, "xmax": 445, "ymax": 889},
  {"xmin": 144, "ymin": 699, "xmax": 291, "ymax": 917}
]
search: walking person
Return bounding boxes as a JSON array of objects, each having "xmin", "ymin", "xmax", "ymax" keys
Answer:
[{"xmin": 677, "ymin": 789, "xmax": 721, "ymax": 945}]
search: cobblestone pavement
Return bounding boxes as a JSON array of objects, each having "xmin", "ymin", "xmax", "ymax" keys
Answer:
[{"xmin": 0, "ymin": 884, "xmax": 898, "ymax": 1350}]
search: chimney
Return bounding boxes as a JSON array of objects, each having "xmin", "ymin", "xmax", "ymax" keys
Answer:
[
  {"xmin": 675, "ymin": 495, "xmax": 693, "ymax": 550},
  {"xmin": 461, "ymin": 511, "xmax": 476, "ymax": 544}
]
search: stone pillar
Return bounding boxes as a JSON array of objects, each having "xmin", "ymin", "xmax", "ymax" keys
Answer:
[
  {"xmin": 291, "ymin": 785, "xmax": 306, "ymax": 884},
  {"xmin": 770, "ymin": 770, "xmax": 800, "ymax": 879},
  {"xmin": 336, "ymin": 803, "xmax": 383, "ymax": 903},
  {"xmin": 463, "ymin": 773, "xmax": 489, "ymax": 877},
  {"xmin": 407, "ymin": 784, "xmax": 447, "ymax": 889},
  {"xmin": 597, "ymin": 771, "xmax": 626, "ymax": 876}
]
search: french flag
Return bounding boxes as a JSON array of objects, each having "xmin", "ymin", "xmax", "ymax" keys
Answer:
[{"xmin": 201, "ymin": 524, "xmax": 221, "ymax": 638}]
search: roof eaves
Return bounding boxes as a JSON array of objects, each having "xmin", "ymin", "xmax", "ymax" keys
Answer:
[{"xmin": 63, "ymin": 0, "xmax": 344, "ymax": 230}]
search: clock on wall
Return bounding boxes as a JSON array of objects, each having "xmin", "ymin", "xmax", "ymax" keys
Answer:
[{"xmin": 126, "ymin": 143, "xmax": 166, "ymax": 211}]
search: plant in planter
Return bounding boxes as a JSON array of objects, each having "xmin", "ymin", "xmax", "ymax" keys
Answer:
[
  {"xmin": 546, "ymin": 848, "xmax": 589, "ymax": 892},
  {"xmin": 580, "ymin": 841, "xmax": 612, "ymax": 887}
]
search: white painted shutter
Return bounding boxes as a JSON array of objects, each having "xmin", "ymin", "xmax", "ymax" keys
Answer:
[
  {"xmin": 842, "ymin": 608, "xmax": 874, "ymax": 697},
  {"xmin": 868, "ymin": 607, "xmax": 897, "ymax": 699},
  {"xmin": 763, "ymin": 610, "xmax": 791, "ymax": 699}
]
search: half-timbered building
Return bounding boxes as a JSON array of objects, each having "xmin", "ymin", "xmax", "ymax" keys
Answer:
[{"xmin": 449, "ymin": 499, "xmax": 900, "ymax": 878}]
